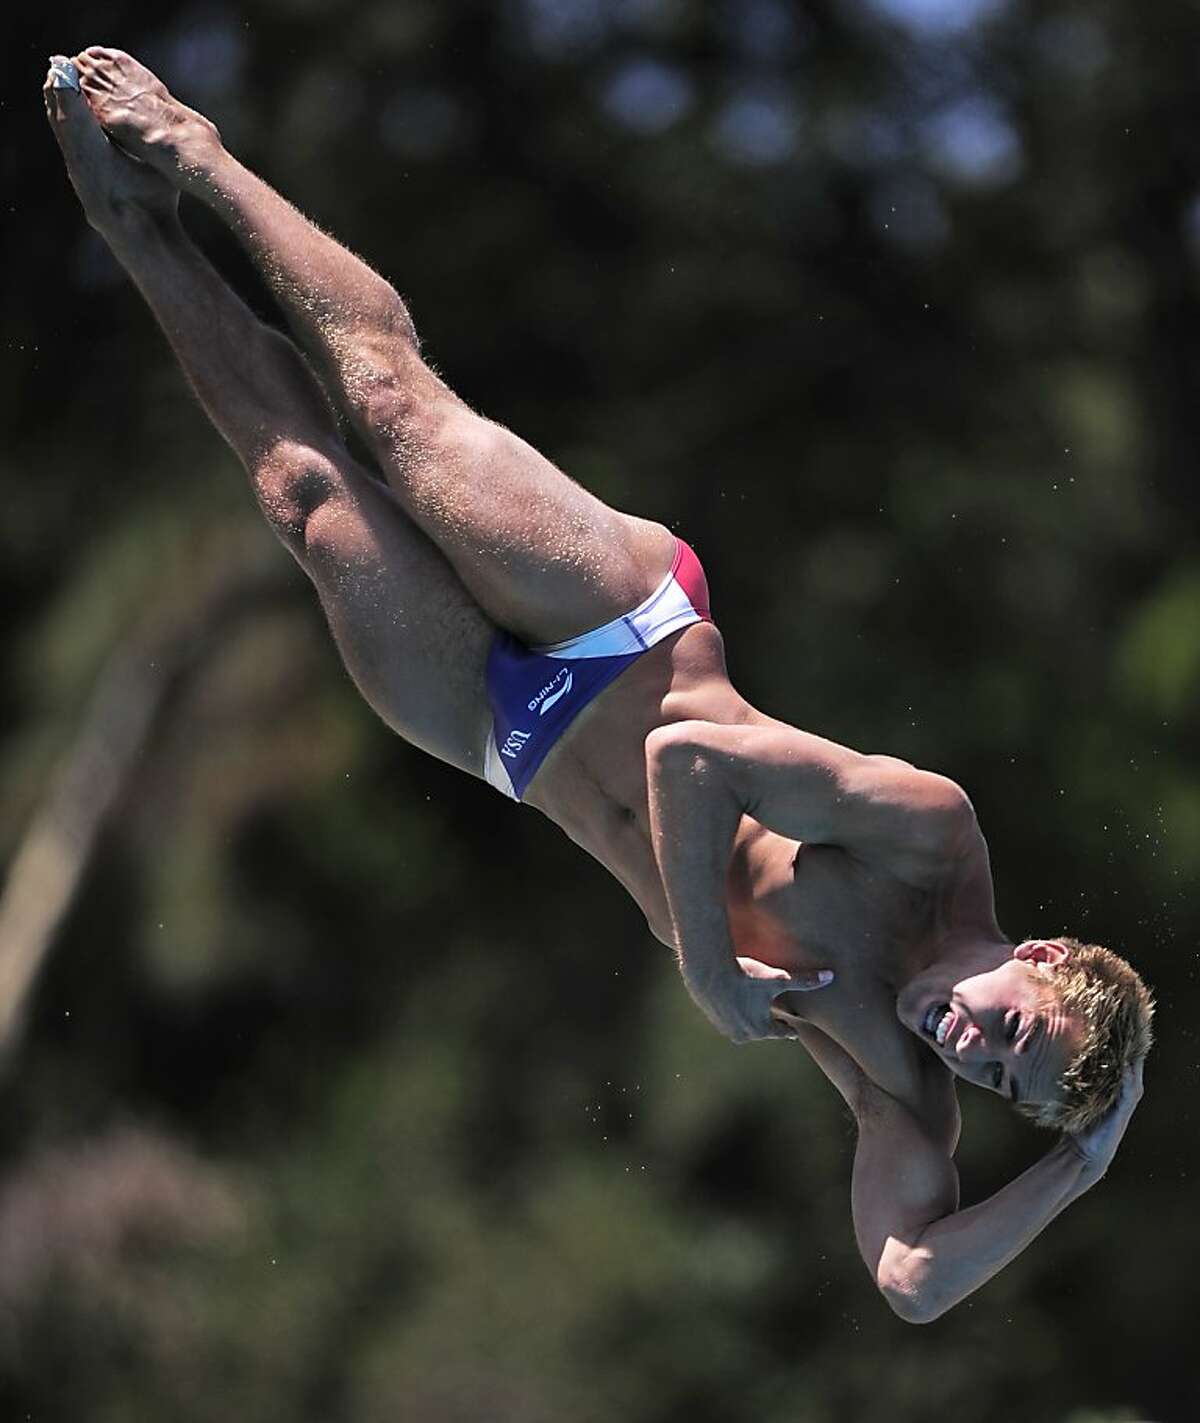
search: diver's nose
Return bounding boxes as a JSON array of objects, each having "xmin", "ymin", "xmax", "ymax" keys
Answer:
[{"xmin": 957, "ymin": 1022, "xmax": 984, "ymax": 1055}]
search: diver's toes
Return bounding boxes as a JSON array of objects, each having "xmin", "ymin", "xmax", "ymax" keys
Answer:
[{"xmin": 75, "ymin": 55, "xmax": 112, "ymax": 88}]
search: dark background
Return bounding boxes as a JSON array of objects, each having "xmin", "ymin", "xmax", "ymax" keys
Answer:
[{"xmin": 2, "ymin": 1, "xmax": 1198, "ymax": 1419}]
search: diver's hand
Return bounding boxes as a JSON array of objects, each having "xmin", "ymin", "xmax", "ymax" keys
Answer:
[
  {"xmin": 1064, "ymin": 1058, "xmax": 1145, "ymax": 1181},
  {"xmin": 684, "ymin": 956, "xmax": 834, "ymax": 1043}
]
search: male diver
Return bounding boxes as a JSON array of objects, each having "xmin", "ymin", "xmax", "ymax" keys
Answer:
[{"xmin": 44, "ymin": 49, "xmax": 1152, "ymax": 1323}]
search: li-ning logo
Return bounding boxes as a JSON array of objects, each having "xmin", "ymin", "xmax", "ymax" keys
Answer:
[{"xmin": 528, "ymin": 667, "xmax": 573, "ymax": 717}]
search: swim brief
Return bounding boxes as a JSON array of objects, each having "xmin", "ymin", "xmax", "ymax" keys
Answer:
[{"xmin": 482, "ymin": 537, "xmax": 712, "ymax": 800}]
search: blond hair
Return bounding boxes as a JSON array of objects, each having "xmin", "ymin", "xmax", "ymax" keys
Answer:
[{"xmin": 1016, "ymin": 937, "xmax": 1155, "ymax": 1136}]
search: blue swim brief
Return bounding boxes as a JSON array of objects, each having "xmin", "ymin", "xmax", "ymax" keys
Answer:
[{"xmin": 482, "ymin": 537, "xmax": 712, "ymax": 800}]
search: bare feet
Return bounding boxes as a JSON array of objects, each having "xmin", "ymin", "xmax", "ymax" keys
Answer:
[
  {"xmin": 71, "ymin": 47, "xmax": 221, "ymax": 192},
  {"xmin": 43, "ymin": 55, "xmax": 179, "ymax": 232}
]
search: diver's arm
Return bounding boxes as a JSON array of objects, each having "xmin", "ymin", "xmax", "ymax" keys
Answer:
[
  {"xmin": 871, "ymin": 1061, "xmax": 1145, "ymax": 1322},
  {"xmin": 872, "ymin": 1138, "xmax": 1093, "ymax": 1323},
  {"xmin": 644, "ymin": 723, "xmax": 835, "ymax": 1041},
  {"xmin": 646, "ymin": 719, "xmax": 974, "ymax": 887},
  {"xmin": 645, "ymin": 718, "xmax": 967, "ymax": 1039}
]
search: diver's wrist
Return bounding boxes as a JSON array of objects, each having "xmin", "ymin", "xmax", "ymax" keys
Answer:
[{"xmin": 1057, "ymin": 1134, "xmax": 1105, "ymax": 1188}]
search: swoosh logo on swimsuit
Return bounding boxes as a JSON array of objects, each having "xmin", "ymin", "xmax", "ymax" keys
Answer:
[{"xmin": 539, "ymin": 669, "xmax": 573, "ymax": 715}]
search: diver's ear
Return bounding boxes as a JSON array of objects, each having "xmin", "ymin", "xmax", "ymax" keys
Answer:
[{"xmin": 1013, "ymin": 939, "xmax": 1069, "ymax": 967}]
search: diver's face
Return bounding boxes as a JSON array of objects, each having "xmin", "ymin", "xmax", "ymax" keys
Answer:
[{"xmin": 915, "ymin": 947, "xmax": 1082, "ymax": 1106}]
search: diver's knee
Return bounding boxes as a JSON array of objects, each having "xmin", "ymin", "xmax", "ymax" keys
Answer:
[{"xmin": 252, "ymin": 441, "xmax": 343, "ymax": 556}]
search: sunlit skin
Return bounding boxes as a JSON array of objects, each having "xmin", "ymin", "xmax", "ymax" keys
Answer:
[{"xmin": 44, "ymin": 48, "xmax": 1144, "ymax": 1323}]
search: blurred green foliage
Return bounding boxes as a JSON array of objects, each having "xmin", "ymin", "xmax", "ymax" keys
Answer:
[{"xmin": 2, "ymin": 0, "xmax": 1197, "ymax": 1418}]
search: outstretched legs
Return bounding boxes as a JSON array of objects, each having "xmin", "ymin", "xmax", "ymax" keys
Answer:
[
  {"xmin": 69, "ymin": 46, "xmax": 675, "ymax": 647},
  {"xmin": 45, "ymin": 64, "xmax": 493, "ymax": 776}
]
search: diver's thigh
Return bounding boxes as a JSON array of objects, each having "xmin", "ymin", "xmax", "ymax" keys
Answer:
[
  {"xmin": 364, "ymin": 376, "xmax": 675, "ymax": 644},
  {"xmin": 303, "ymin": 467, "xmax": 494, "ymax": 777}
]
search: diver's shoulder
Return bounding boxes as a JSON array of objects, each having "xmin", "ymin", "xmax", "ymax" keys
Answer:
[{"xmin": 933, "ymin": 809, "xmax": 998, "ymax": 932}]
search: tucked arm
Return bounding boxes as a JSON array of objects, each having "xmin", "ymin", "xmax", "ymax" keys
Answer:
[
  {"xmin": 647, "ymin": 718, "xmax": 973, "ymax": 877},
  {"xmin": 778, "ymin": 1012, "xmax": 1102, "ymax": 1322},
  {"xmin": 860, "ymin": 1059, "xmax": 1145, "ymax": 1322},
  {"xmin": 852, "ymin": 1085, "xmax": 1097, "ymax": 1323},
  {"xmin": 644, "ymin": 719, "xmax": 972, "ymax": 1039}
]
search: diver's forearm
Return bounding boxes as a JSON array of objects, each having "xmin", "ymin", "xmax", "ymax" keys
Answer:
[
  {"xmin": 645, "ymin": 725, "xmax": 744, "ymax": 984},
  {"xmin": 888, "ymin": 1140, "xmax": 1094, "ymax": 1322}
]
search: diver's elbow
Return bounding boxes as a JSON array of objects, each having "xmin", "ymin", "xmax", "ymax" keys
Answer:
[
  {"xmin": 879, "ymin": 1281, "xmax": 933, "ymax": 1324},
  {"xmin": 877, "ymin": 1260, "xmax": 941, "ymax": 1325}
]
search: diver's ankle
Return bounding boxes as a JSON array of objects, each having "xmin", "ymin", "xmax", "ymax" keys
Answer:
[{"xmin": 169, "ymin": 124, "xmax": 227, "ymax": 194}]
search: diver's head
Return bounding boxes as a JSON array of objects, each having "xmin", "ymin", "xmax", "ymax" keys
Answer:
[{"xmin": 905, "ymin": 938, "xmax": 1154, "ymax": 1128}]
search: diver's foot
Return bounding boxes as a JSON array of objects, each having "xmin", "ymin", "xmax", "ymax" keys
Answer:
[
  {"xmin": 72, "ymin": 46, "xmax": 221, "ymax": 192},
  {"xmin": 44, "ymin": 56, "xmax": 180, "ymax": 233}
]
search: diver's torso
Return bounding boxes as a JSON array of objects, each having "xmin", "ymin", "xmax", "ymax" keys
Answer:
[{"xmin": 525, "ymin": 620, "xmax": 968, "ymax": 1127}]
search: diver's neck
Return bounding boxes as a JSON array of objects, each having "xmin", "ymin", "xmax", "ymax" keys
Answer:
[{"xmin": 904, "ymin": 925, "xmax": 1013, "ymax": 992}]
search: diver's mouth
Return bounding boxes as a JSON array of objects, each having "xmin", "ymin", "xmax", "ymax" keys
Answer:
[{"xmin": 923, "ymin": 1002, "xmax": 956, "ymax": 1047}]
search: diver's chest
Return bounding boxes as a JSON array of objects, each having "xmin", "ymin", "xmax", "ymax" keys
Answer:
[{"xmin": 781, "ymin": 843, "xmax": 934, "ymax": 957}]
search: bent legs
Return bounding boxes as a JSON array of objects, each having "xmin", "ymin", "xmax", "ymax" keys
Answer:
[
  {"xmin": 70, "ymin": 46, "xmax": 675, "ymax": 647},
  {"xmin": 45, "ymin": 69, "xmax": 493, "ymax": 775}
]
